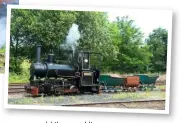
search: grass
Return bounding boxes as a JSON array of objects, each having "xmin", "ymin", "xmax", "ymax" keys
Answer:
[
  {"xmin": 8, "ymin": 97, "xmax": 35, "ymax": 105},
  {"xmin": 9, "ymin": 73, "xmax": 29, "ymax": 83},
  {"xmin": 157, "ymin": 85, "xmax": 166, "ymax": 90},
  {"xmin": 112, "ymin": 92, "xmax": 140, "ymax": 100},
  {"xmin": 9, "ymin": 60, "xmax": 30, "ymax": 83},
  {"xmin": 111, "ymin": 91, "xmax": 165, "ymax": 100},
  {"xmin": 8, "ymin": 95, "xmax": 65, "ymax": 105}
]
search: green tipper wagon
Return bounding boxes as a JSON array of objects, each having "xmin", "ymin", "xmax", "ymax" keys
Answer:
[
  {"xmin": 99, "ymin": 75, "xmax": 140, "ymax": 91},
  {"xmin": 99, "ymin": 75, "xmax": 125, "ymax": 88},
  {"xmin": 134, "ymin": 74, "xmax": 159, "ymax": 90}
]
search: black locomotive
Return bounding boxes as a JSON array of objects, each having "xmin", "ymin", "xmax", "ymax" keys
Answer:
[{"xmin": 25, "ymin": 45, "xmax": 101, "ymax": 96}]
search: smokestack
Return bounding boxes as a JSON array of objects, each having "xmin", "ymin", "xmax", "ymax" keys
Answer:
[
  {"xmin": 47, "ymin": 54, "xmax": 55, "ymax": 63},
  {"xmin": 36, "ymin": 45, "xmax": 42, "ymax": 63}
]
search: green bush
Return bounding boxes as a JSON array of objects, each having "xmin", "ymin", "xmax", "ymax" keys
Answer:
[{"xmin": 9, "ymin": 60, "xmax": 30, "ymax": 83}]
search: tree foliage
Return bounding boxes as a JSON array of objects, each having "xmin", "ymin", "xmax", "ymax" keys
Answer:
[
  {"xmin": 108, "ymin": 16, "xmax": 152, "ymax": 73},
  {"xmin": 10, "ymin": 9, "xmax": 168, "ymax": 74},
  {"xmin": 146, "ymin": 28, "xmax": 168, "ymax": 72}
]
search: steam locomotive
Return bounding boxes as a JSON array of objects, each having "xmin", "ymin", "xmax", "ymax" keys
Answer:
[{"xmin": 25, "ymin": 45, "xmax": 101, "ymax": 96}]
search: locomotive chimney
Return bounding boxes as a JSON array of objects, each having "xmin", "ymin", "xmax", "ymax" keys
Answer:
[
  {"xmin": 47, "ymin": 54, "xmax": 55, "ymax": 63},
  {"xmin": 36, "ymin": 45, "xmax": 42, "ymax": 63}
]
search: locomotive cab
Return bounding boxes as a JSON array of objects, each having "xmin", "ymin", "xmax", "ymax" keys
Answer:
[{"xmin": 73, "ymin": 51, "xmax": 101, "ymax": 93}]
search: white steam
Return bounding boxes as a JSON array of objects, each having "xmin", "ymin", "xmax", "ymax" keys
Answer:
[
  {"xmin": 61, "ymin": 23, "xmax": 81, "ymax": 53},
  {"xmin": 0, "ymin": 17, "xmax": 6, "ymax": 48}
]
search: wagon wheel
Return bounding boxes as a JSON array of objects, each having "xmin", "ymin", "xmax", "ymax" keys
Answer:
[
  {"xmin": 128, "ymin": 87, "xmax": 133, "ymax": 92},
  {"xmin": 132, "ymin": 87, "xmax": 137, "ymax": 92},
  {"xmin": 143, "ymin": 86, "xmax": 147, "ymax": 91},
  {"xmin": 120, "ymin": 85, "xmax": 124, "ymax": 92},
  {"xmin": 139, "ymin": 81, "xmax": 144, "ymax": 91},
  {"xmin": 150, "ymin": 87, "xmax": 154, "ymax": 91},
  {"xmin": 140, "ymin": 86, "xmax": 144, "ymax": 91},
  {"xmin": 100, "ymin": 83, "xmax": 105, "ymax": 90},
  {"xmin": 150, "ymin": 83, "xmax": 155, "ymax": 91},
  {"xmin": 152, "ymin": 83, "xmax": 156, "ymax": 88}
]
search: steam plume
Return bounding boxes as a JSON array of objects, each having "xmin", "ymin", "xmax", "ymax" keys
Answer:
[{"xmin": 61, "ymin": 23, "xmax": 81, "ymax": 54}]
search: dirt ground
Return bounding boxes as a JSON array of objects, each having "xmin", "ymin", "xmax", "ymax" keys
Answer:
[
  {"xmin": 156, "ymin": 74, "xmax": 166, "ymax": 84},
  {"xmin": 74, "ymin": 100, "xmax": 165, "ymax": 110}
]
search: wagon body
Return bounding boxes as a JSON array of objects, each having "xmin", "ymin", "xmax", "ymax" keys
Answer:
[
  {"xmin": 134, "ymin": 74, "xmax": 158, "ymax": 85},
  {"xmin": 125, "ymin": 76, "xmax": 140, "ymax": 87},
  {"xmin": 99, "ymin": 75, "xmax": 140, "ymax": 88},
  {"xmin": 99, "ymin": 75, "xmax": 125, "ymax": 87}
]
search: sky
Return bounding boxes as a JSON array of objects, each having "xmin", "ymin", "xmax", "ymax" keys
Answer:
[{"xmin": 107, "ymin": 9, "xmax": 172, "ymax": 39}]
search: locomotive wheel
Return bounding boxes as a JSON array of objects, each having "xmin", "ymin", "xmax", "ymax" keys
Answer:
[
  {"xmin": 90, "ymin": 87, "xmax": 95, "ymax": 94},
  {"xmin": 70, "ymin": 86, "xmax": 78, "ymax": 94},
  {"xmin": 54, "ymin": 91, "xmax": 62, "ymax": 96},
  {"xmin": 43, "ymin": 84, "xmax": 52, "ymax": 95},
  {"xmin": 79, "ymin": 88, "xmax": 84, "ymax": 94},
  {"xmin": 96, "ymin": 86, "xmax": 100, "ymax": 94}
]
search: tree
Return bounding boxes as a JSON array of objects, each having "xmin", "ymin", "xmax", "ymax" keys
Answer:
[
  {"xmin": 75, "ymin": 11, "xmax": 118, "ymax": 71},
  {"xmin": 146, "ymin": 27, "xmax": 168, "ymax": 72},
  {"xmin": 10, "ymin": 9, "xmax": 78, "ymax": 72},
  {"xmin": 114, "ymin": 16, "xmax": 152, "ymax": 73},
  {"xmin": 10, "ymin": 9, "xmax": 162, "ymax": 74},
  {"xmin": 11, "ymin": 9, "xmax": 77, "ymax": 59},
  {"xmin": 10, "ymin": 9, "xmax": 118, "ymax": 73}
]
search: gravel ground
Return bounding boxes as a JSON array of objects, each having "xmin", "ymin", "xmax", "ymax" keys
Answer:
[{"xmin": 8, "ymin": 91, "xmax": 166, "ymax": 109}]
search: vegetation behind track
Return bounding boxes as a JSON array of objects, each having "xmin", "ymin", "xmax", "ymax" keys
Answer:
[
  {"xmin": 9, "ymin": 60, "xmax": 30, "ymax": 83},
  {"xmin": 8, "ymin": 9, "xmax": 167, "ymax": 83}
]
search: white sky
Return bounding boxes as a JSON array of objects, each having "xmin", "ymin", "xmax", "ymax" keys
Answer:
[{"xmin": 107, "ymin": 9, "xmax": 172, "ymax": 39}]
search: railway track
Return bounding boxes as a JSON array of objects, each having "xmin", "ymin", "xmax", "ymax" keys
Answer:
[
  {"xmin": 8, "ymin": 84, "xmax": 166, "ymax": 95},
  {"xmin": 62, "ymin": 99, "xmax": 165, "ymax": 106},
  {"xmin": 8, "ymin": 83, "xmax": 27, "ymax": 94},
  {"xmin": 61, "ymin": 99, "xmax": 165, "ymax": 109}
]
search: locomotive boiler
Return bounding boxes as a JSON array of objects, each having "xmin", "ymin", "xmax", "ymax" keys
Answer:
[{"xmin": 25, "ymin": 45, "xmax": 101, "ymax": 96}]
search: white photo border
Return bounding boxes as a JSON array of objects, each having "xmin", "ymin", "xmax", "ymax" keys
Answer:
[{"xmin": 4, "ymin": 5, "xmax": 173, "ymax": 114}]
